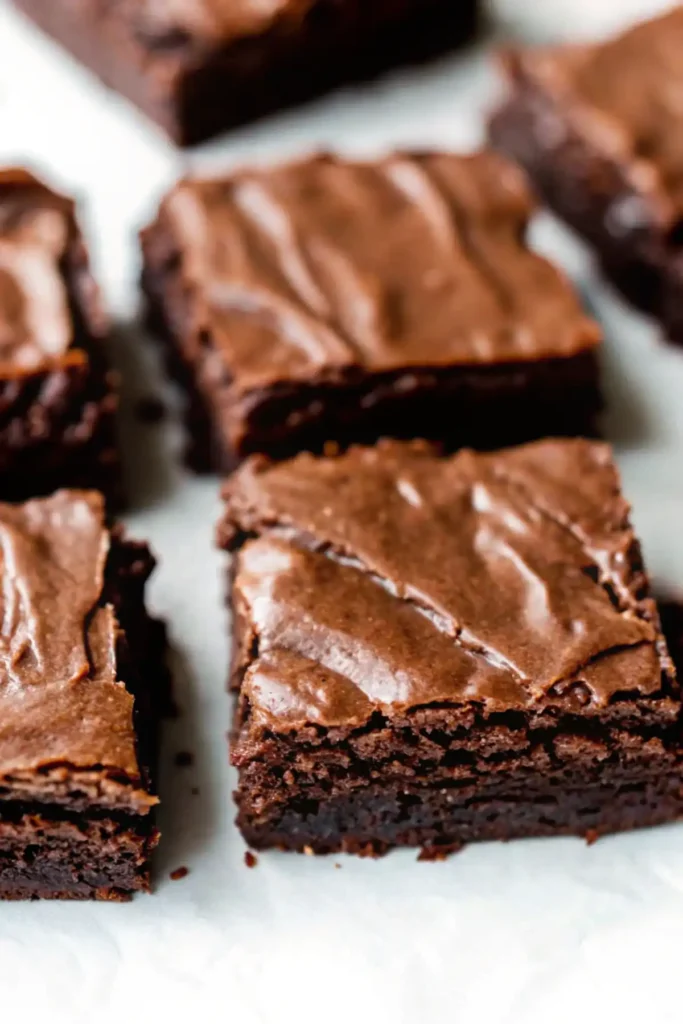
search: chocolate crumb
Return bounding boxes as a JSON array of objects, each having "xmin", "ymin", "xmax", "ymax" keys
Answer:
[
  {"xmin": 135, "ymin": 395, "xmax": 166, "ymax": 424},
  {"xmin": 174, "ymin": 751, "xmax": 194, "ymax": 768},
  {"xmin": 584, "ymin": 829, "xmax": 600, "ymax": 846},
  {"xmin": 170, "ymin": 866, "xmax": 189, "ymax": 881},
  {"xmin": 417, "ymin": 842, "xmax": 464, "ymax": 862},
  {"xmin": 191, "ymin": 786, "xmax": 200, "ymax": 796},
  {"xmin": 244, "ymin": 851, "xmax": 258, "ymax": 869}
]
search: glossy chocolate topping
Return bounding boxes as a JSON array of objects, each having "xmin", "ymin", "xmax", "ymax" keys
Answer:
[
  {"xmin": 0, "ymin": 491, "xmax": 152, "ymax": 806},
  {"xmin": 504, "ymin": 8, "xmax": 683, "ymax": 228},
  {"xmin": 157, "ymin": 151, "xmax": 600, "ymax": 393},
  {"xmin": 222, "ymin": 439, "xmax": 668, "ymax": 730},
  {"xmin": 0, "ymin": 169, "xmax": 75, "ymax": 372},
  {"xmin": 135, "ymin": 0, "xmax": 314, "ymax": 43}
]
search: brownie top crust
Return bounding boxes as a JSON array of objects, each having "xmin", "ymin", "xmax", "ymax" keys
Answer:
[
  {"xmin": 0, "ymin": 490, "xmax": 155, "ymax": 811},
  {"xmin": 152, "ymin": 151, "xmax": 600, "ymax": 394},
  {"xmin": 0, "ymin": 169, "xmax": 83, "ymax": 375},
  {"xmin": 500, "ymin": 8, "xmax": 683, "ymax": 232},
  {"xmin": 221, "ymin": 439, "xmax": 675, "ymax": 731}
]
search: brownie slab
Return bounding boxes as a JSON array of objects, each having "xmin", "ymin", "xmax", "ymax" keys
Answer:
[
  {"xmin": 490, "ymin": 7, "xmax": 683, "ymax": 342},
  {"xmin": 220, "ymin": 439, "xmax": 683, "ymax": 856},
  {"xmin": 0, "ymin": 490, "xmax": 166, "ymax": 899},
  {"xmin": 142, "ymin": 151, "xmax": 602, "ymax": 472},
  {"xmin": 12, "ymin": 0, "xmax": 480, "ymax": 147},
  {"xmin": 0, "ymin": 170, "xmax": 122, "ymax": 505}
]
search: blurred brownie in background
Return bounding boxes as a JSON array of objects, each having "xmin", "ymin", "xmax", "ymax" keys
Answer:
[
  {"xmin": 490, "ymin": 6, "xmax": 683, "ymax": 344},
  {"xmin": 12, "ymin": 0, "xmax": 481, "ymax": 146}
]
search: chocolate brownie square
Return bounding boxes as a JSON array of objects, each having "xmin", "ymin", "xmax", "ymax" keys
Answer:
[
  {"xmin": 141, "ymin": 151, "xmax": 602, "ymax": 472},
  {"xmin": 490, "ymin": 7, "xmax": 683, "ymax": 342},
  {"xmin": 220, "ymin": 438, "xmax": 683, "ymax": 856},
  {"xmin": 0, "ymin": 490, "xmax": 167, "ymax": 899},
  {"xmin": 12, "ymin": 0, "xmax": 481, "ymax": 147},
  {"xmin": 0, "ymin": 170, "xmax": 122, "ymax": 505}
]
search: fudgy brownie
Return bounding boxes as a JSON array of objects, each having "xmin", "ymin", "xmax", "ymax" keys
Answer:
[
  {"xmin": 490, "ymin": 7, "xmax": 683, "ymax": 343},
  {"xmin": 0, "ymin": 490, "xmax": 167, "ymax": 899},
  {"xmin": 220, "ymin": 438, "xmax": 683, "ymax": 856},
  {"xmin": 0, "ymin": 170, "xmax": 122, "ymax": 505},
  {"xmin": 142, "ymin": 151, "xmax": 603, "ymax": 472},
  {"xmin": 12, "ymin": 0, "xmax": 481, "ymax": 147}
]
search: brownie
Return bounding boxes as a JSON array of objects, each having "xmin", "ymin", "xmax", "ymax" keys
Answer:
[
  {"xmin": 0, "ymin": 490, "xmax": 166, "ymax": 899},
  {"xmin": 490, "ymin": 7, "xmax": 683, "ymax": 343},
  {"xmin": 0, "ymin": 170, "xmax": 122, "ymax": 506},
  {"xmin": 141, "ymin": 150, "xmax": 603, "ymax": 472},
  {"xmin": 220, "ymin": 438, "xmax": 683, "ymax": 856},
  {"xmin": 12, "ymin": 0, "xmax": 480, "ymax": 147}
]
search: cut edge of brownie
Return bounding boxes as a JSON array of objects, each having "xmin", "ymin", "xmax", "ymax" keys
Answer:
[
  {"xmin": 11, "ymin": 0, "xmax": 482, "ymax": 147},
  {"xmin": 0, "ymin": 513, "xmax": 169, "ymax": 900},
  {"xmin": 220, "ymin": 440, "xmax": 683, "ymax": 857}
]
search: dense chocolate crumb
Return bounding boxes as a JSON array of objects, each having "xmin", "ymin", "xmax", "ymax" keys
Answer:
[
  {"xmin": 174, "ymin": 751, "xmax": 194, "ymax": 768},
  {"xmin": 244, "ymin": 852, "xmax": 258, "ymax": 869},
  {"xmin": 170, "ymin": 866, "xmax": 189, "ymax": 881},
  {"xmin": 135, "ymin": 395, "xmax": 166, "ymax": 424}
]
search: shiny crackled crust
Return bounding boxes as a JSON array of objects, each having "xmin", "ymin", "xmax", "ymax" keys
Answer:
[
  {"xmin": 220, "ymin": 439, "xmax": 678, "ymax": 729},
  {"xmin": 489, "ymin": 8, "xmax": 683, "ymax": 333},
  {"xmin": 222, "ymin": 439, "xmax": 683, "ymax": 854},
  {"xmin": 0, "ymin": 491, "xmax": 162, "ymax": 813},
  {"xmin": 142, "ymin": 150, "xmax": 602, "ymax": 466}
]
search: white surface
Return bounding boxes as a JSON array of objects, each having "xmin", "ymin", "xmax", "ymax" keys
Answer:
[{"xmin": 1, "ymin": 2, "xmax": 683, "ymax": 1022}]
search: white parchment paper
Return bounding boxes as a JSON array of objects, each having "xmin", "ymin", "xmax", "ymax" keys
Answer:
[{"xmin": 0, "ymin": 3, "xmax": 682, "ymax": 1022}]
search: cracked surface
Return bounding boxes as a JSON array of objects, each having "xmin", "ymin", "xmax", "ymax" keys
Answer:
[
  {"xmin": 0, "ymin": 491, "xmax": 157, "ymax": 813},
  {"xmin": 222, "ymin": 438, "xmax": 672, "ymax": 729},
  {"xmin": 148, "ymin": 150, "xmax": 600, "ymax": 396}
]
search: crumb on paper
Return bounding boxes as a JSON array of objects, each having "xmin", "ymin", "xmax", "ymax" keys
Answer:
[
  {"xmin": 170, "ymin": 866, "xmax": 190, "ymax": 881},
  {"xmin": 174, "ymin": 750, "xmax": 194, "ymax": 768},
  {"xmin": 334, "ymin": 863, "xmax": 342, "ymax": 869},
  {"xmin": 244, "ymin": 852, "xmax": 258, "ymax": 869},
  {"xmin": 134, "ymin": 395, "xmax": 166, "ymax": 424},
  {"xmin": 417, "ymin": 843, "xmax": 464, "ymax": 862},
  {"xmin": 584, "ymin": 829, "xmax": 600, "ymax": 846}
]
